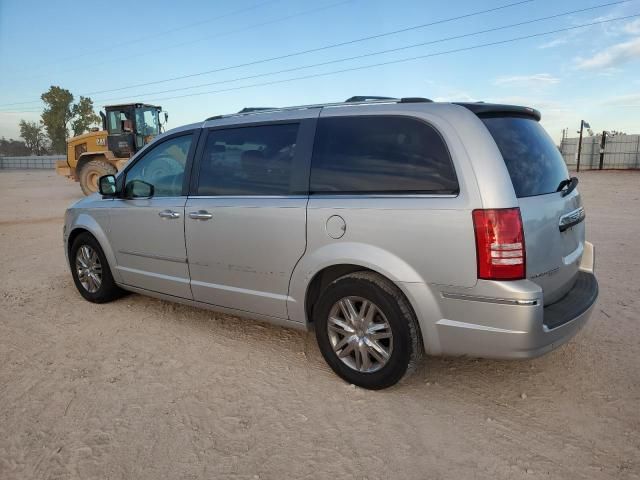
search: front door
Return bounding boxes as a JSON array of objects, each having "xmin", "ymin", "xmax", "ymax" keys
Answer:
[
  {"xmin": 185, "ymin": 119, "xmax": 314, "ymax": 318},
  {"xmin": 106, "ymin": 107, "xmax": 135, "ymax": 157},
  {"xmin": 108, "ymin": 132, "xmax": 196, "ymax": 299}
]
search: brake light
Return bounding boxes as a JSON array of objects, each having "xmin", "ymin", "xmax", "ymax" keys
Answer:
[{"xmin": 472, "ymin": 208, "xmax": 526, "ymax": 280}]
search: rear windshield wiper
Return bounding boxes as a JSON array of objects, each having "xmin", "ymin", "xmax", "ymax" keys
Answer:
[{"xmin": 556, "ymin": 177, "xmax": 578, "ymax": 197}]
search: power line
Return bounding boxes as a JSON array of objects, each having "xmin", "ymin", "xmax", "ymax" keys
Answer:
[
  {"xmin": 89, "ymin": 1, "xmax": 631, "ymax": 105},
  {"xmin": 0, "ymin": 110, "xmax": 42, "ymax": 114},
  {"xmin": 82, "ymin": 0, "xmax": 537, "ymax": 96},
  {"xmin": 1, "ymin": 0, "xmax": 632, "ymax": 112},
  {"xmin": 131, "ymin": 14, "xmax": 640, "ymax": 105},
  {"xmin": 3, "ymin": 11, "xmax": 636, "ymax": 115},
  {"xmin": 0, "ymin": 0, "xmax": 534, "ymax": 108},
  {"xmin": 2, "ymin": 0, "xmax": 355, "ymax": 93},
  {"xmin": 8, "ymin": 0, "xmax": 282, "ymax": 75},
  {"xmin": 3, "ymin": 13, "xmax": 637, "ymax": 116}
]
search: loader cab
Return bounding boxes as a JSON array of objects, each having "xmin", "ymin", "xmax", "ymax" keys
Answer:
[{"xmin": 103, "ymin": 103, "xmax": 162, "ymax": 158}]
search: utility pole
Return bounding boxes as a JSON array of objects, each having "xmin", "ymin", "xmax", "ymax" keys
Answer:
[
  {"xmin": 576, "ymin": 120, "xmax": 590, "ymax": 172},
  {"xmin": 599, "ymin": 131, "xmax": 607, "ymax": 170}
]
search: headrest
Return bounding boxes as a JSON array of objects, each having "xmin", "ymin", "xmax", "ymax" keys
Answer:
[
  {"xmin": 241, "ymin": 149, "xmax": 264, "ymax": 163},
  {"xmin": 210, "ymin": 144, "xmax": 226, "ymax": 153}
]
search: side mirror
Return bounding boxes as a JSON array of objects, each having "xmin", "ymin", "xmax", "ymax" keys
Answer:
[
  {"xmin": 98, "ymin": 174, "xmax": 117, "ymax": 196},
  {"xmin": 124, "ymin": 179, "xmax": 154, "ymax": 199}
]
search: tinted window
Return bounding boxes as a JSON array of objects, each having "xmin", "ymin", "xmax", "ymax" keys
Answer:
[
  {"xmin": 310, "ymin": 116, "xmax": 458, "ymax": 194},
  {"xmin": 108, "ymin": 110, "xmax": 132, "ymax": 134},
  {"xmin": 107, "ymin": 111, "xmax": 121, "ymax": 132},
  {"xmin": 125, "ymin": 134, "xmax": 192, "ymax": 197},
  {"xmin": 197, "ymin": 124, "xmax": 299, "ymax": 195},
  {"xmin": 482, "ymin": 117, "xmax": 569, "ymax": 198}
]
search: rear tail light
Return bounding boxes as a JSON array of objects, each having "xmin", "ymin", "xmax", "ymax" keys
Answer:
[{"xmin": 472, "ymin": 208, "xmax": 525, "ymax": 280}]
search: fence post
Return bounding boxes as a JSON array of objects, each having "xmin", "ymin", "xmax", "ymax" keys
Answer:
[
  {"xmin": 599, "ymin": 131, "xmax": 607, "ymax": 170},
  {"xmin": 576, "ymin": 120, "xmax": 584, "ymax": 172}
]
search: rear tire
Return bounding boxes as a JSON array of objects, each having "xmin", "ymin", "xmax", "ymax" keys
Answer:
[
  {"xmin": 70, "ymin": 232, "xmax": 125, "ymax": 303},
  {"xmin": 313, "ymin": 271, "xmax": 423, "ymax": 390},
  {"xmin": 79, "ymin": 159, "xmax": 116, "ymax": 196}
]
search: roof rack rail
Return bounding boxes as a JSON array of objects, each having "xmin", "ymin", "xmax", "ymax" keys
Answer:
[
  {"xmin": 237, "ymin": 107, "xmax": 275, "ymax": 113},
  {"xmin": 204, "ymin": 96, "xmax": 433, "ymax": 121},
  {"xmin": 399, "ymin": 97, "xmax": 432, "ymax": 103},
  {"xmin": 345, "ymin": 95, "xmax": 397, "ymax": 102},
  {"xmin": 345, "ymin": 96, "xmax": 433, "ymax": 103}
]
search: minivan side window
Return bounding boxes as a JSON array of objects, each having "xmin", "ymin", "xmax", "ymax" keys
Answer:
[
  {"xmin": 310, "ymin": 116, "xmax": 458, "ymax": 194},
  {"xmin": 196, "ymin": 123, "xmax": 299, "ymax": 196},
  {"xmin": 125, "ymin": 133, "xmax": 193, "ymax": 197}
]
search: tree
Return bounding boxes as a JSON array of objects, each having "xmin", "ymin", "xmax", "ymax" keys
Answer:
[
  {"xmin": 71, "ymin": 96, "xmax": 100, "ymax": 137},
  {"xmin": 40, "ymin": 86, "xmax": 102, "ymax": 154},
  {"xmin": 0, "ymin": 137, "xmax": 30, "ymax": 156},
  {"xmin": 19, "ymin": 120, "xmax": 47, "ymax": 155},
  {"xmin": 41, "ymin": 86, "xmax": 73, "ymax": 154}
]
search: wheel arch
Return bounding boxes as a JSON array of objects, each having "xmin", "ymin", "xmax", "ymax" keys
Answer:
[
  {"xmin": 76, "ymin": 152, "xmax": 115, "ymax": 175},
  {"xmin": 303, "ymin": 263, "xmax": 373, "ymax": 326},
  {"xmin": 289, "ymin": 242, "xmax": 425, "ymax": 322},
  {"xmin": 66, "ymin": 214, "xmax": 122, "ymax": 284},
  {"xmin": 301, "ymin": 263, "xmax": 431, "ymax": 360},
  {"xmin": 288, "ymin": 243, "xmax": 445, "ymax": 353}
]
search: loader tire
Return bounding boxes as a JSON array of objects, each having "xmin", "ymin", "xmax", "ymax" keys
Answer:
[{"xmin": 79, "ymin": 159, "xmax": 116, "ymax": 196}]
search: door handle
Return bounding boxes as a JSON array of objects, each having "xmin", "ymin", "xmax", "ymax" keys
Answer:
[
  {"xmin": 158, "ymin": 209, "xmax": 181, "ymax": 219},
  {"xmin": 189, "ymin": 210, "xmax": 213, "ymax": 220}
]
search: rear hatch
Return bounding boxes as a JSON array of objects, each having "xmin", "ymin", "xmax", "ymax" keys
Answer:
[{"xmin": 481, "ymin": 115, "xmax": 584, "ymax": 305}]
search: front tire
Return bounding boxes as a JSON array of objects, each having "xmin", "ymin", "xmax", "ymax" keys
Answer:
[
  {"xmin": 314, "ymin": 271, "xmax": 423, "ymax": 390},
  {"xmin": 70, "ymin": 233, "xmax": 125, "ymax": 303},
  {"xmin": 79, "ymin": 159, "xmax": 116, "ymax": 196}
]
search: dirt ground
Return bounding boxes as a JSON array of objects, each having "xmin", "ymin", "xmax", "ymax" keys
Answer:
[{"xmin": 0, "ymin": 169, "xmax": 638, "ymax": 480}]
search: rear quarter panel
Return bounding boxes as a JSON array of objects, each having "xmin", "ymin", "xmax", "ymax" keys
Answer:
[{"xmin": 288, "ymin": 104, "xmax": 493, "ymax": 325}]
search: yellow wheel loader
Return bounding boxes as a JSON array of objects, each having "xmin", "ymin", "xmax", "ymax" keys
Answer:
[{"xmin": 56, "ymin": 103, "xmax": 166, "ymax": 195}]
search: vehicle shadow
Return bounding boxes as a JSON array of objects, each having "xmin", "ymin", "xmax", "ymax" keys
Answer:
[{"xmin": 103, "ymin": 290, "xmax": 585, "ymax": 396}]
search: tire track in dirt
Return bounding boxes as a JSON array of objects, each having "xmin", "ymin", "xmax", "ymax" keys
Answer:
[
  {"xmin": 2, "ymin": 170, "xmax": 640, "ymax": 479},
  {"xmin": 0, "ymin": 216, "xmax": 63, "ymax": 226}
]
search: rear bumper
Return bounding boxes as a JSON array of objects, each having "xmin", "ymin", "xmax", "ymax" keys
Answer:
[
  {"xmin": 543, "ymin": 271, "xmax": 597, "ymax": 330},
  {"xmin": 405, "ymin": 242, "xmax": 598, "ymax": 359}
]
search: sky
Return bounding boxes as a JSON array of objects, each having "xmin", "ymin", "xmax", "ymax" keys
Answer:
[{"xmin": 0, "ymin": 0, "xmax": 639, "ymax": 143}]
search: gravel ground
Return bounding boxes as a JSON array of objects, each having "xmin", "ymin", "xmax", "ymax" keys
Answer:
[{"xmin": 0, "ymin": 170, "xmax": 639, "ymax": 480}]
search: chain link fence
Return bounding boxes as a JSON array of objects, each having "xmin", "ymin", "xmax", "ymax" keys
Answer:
[
  {"xmin": 0, "ymin": 155, "xmax": 65, "ymax": 169},
  {"xmin": 560, "ymin": 135, "xmax": 640, "ymax": 170}
]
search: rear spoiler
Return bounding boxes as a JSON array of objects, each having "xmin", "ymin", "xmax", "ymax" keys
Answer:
[{"xmin": 455, "ymin": 102, "xmax": 541, "ymax": 122}]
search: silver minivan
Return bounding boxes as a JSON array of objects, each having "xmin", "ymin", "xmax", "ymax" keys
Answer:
[{"xmin": 63, "ymin": 97, "xmax": 598, "ymax": 389}]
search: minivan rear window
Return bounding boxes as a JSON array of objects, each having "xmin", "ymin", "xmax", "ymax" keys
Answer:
[
  {"xmin": 481, "ymin": 117, "xmax": 569, "ymax": 198},
  {"xmin": 310, "ymin": 116, "xmax": 458, "ymax": 194}
]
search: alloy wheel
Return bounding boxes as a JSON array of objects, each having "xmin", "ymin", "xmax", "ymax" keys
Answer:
[
  {"xmin": 75, "ymin": 245, "xmax": 102, "ymax": 293},
  {"xmin": 327, "ymin": 296, "xmax": 393, "ymax": 373}
]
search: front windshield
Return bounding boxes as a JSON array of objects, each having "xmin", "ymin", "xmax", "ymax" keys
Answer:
[{"xmin": 135, "ymin": 107, "xmax": 160, "ymax": 137}]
